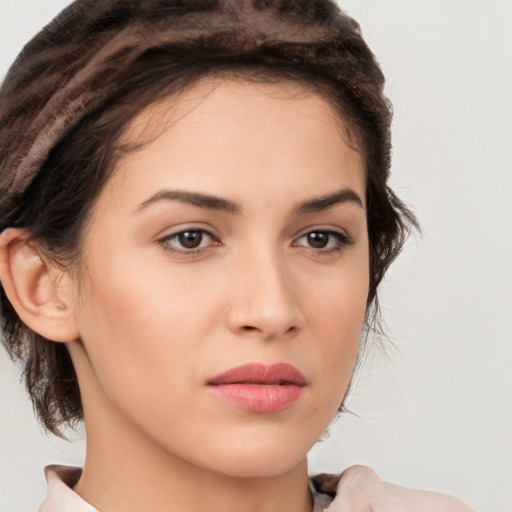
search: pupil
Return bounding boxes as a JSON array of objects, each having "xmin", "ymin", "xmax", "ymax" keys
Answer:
[
  {"xmin": 307, "ymin": 232, "xmax": 328, "ymax": 248},
  {"xmin": 179, "ymin": 231, "xmax": 202, "ymax": 249}
]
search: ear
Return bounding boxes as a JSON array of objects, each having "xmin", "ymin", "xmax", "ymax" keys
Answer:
[{"xmin": 0, "ymin": 228, "xmax": 80, "ymax": 342}]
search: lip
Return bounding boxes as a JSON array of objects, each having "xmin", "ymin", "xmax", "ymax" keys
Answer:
[{"xmin": 207, "ymin": 363, "xmax": 307, "ymax": 413}]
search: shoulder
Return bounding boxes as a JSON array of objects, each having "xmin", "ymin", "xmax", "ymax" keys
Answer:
[
  {"xmin": 312, "ymin": 467, "xmax": 475, "ymax": 512},
  {"xmin": 39, "ymin": 465, "xmax": 97, "ymax": 512}
]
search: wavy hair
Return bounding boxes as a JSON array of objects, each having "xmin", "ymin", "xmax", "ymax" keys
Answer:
[{"xmin": 0, "ymin": 0, "xmax": 417, "ymax": 436}]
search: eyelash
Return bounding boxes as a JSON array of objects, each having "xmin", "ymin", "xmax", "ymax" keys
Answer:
[
  {"xmin": 293, "ymin": 229, "xmax": 354, "ymax": 254},
  {"xmin": 158, "ymin": 229, "xmax": 220, "ymax": 256},
  {"xmin": 157, "ymin": 228, "xmax": 354, "ymax": 257}
]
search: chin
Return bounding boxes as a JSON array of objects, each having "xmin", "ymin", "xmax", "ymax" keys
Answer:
[
  {"xmin": 216, "ymin": 454, "xmax": 307, "ymax": 479},
  {"xmin": 195, "ymin": 429, "xmax": 314, "ymax": 478}
]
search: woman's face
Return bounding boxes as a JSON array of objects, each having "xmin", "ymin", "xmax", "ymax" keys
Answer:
[{"xmin": 69, "ymin": 79, "xmax": 369, "ymax": 477}]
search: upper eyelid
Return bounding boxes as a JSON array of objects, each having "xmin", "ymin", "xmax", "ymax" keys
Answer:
[
  {"xmin": 295, "ymin": 231, "xmax": 350, "ymax": 240},
  {"xmin": 156, "ymin": 224, "xmax": 353, "ymax": 244},
  {"xmin": 161, "ymin": 228, "xmax": 216, "ymax": 241},
  {"xmin": 157, "ymin": 224, "xmax": 218, "ymax": 240},
  {"xmin": 157, "ymin": 229, "xmax": 220, "ymax": 257},
  {"xmin": 292, "ymin": 225, "xmax": 351, "ymax": 240},
  {"xmin": 158, "ymin": 226, "xmax": 350, "ymax": 240},
  {"xmin": 292, "ymin": 229, "xmax": 354, "ymax": 249}
]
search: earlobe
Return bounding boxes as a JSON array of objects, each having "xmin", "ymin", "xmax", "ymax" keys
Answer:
[{"xmin": 0, "ymin": 228, "xmax": 80, "ymax": 342}]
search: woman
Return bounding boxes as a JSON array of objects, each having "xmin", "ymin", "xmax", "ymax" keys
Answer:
[{"xmin": 0, "ymin": 1, "xmax": 474, "ymax": 510}]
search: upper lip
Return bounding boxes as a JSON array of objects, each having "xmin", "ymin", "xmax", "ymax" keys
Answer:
[{"xmin": 207, "ymin": 362, "xmax": 307, "ymax": 386}]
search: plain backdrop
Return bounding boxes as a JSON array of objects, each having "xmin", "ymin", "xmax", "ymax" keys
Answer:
[{"xmin": 0, "ymin": 1, "xmax": 511, "ymax": 511}]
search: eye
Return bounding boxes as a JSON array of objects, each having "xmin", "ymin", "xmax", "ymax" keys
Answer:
[
  {"xmin": 158, "ymin": 228, "xmax": 219, "ymax": 253},
  {"xmin": 294, "ymin": 229, "xmax": 353, "ymax": 252}
]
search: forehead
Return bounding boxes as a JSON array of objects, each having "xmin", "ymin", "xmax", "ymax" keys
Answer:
[
  {"xmin": 102, "ymin": 78, "xmax": 366, "ymax": 212},
  {"xmin": 120, "ymin": 76, "xmax": 360, "ymax": 156}
]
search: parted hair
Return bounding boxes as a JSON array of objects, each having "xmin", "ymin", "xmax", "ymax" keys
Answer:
[{"xmin": 0, "ymin": 0, "xmax": 416, "ymax": 436}]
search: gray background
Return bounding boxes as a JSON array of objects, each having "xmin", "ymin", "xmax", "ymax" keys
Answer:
[{"xmin": 1, "ymin": 1, "xmax": 511, "ymax": 511}]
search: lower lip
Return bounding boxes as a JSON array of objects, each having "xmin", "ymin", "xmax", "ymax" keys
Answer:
[{"xmin": 208, "ymin": 383, "xmax": 303, "ymax": 413}]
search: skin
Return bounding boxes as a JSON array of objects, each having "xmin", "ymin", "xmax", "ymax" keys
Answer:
[
  {"xmin": 66, "ymin": 79, "xmax": 369, "ymax": 512},
  {"xmin": 0, "ymin": 79, "xmax": 475, "ymax": 512}
]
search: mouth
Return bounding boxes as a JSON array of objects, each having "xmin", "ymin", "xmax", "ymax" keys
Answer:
[{"xmin": 207, "ymin": 363, "xmax": 307, "ymax": 413}]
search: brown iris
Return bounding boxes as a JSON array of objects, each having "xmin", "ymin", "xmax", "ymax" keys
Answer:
[
  {"xmin": 178, "ymin": 230, "xmax": 203, "ymax": 249},
  {"xmin": 306, "ymin": 232, "xmax": 330, "ymax": 249}
]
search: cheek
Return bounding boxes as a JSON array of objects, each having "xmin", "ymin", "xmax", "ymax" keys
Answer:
[
  {"xmin": 303, "ymin": 249, "xmax": 369, "ymax": 403},
  {"xmin": 74, "ymin": 252, "xmax": 221, "ymax": 415},
  {"xmin": 306, "ymin": 243, "xmax": 369, "ymax": 333},
  {"xmin": 78, "ymin": 235, "xmax": 369, "ymax": 387},
  {"xmin": 71, "ymin": 231, "xmax": 369, "ymax": 475}
]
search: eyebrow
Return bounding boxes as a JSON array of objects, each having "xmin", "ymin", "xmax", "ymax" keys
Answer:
[
  {"xmin": 293, "ymin": 188, "xmax": 364, "ymax": 214},
  {"xmin": 135, "ymin": 189, "xmax": 242, "ymax": 214},
  {"xmin": 135, "ymin": 187, "xmax": 364, "ymax": 215}
]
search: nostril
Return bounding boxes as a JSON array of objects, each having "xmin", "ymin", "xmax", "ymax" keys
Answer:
[
  {"xmin": 241, "ymin": 326, "xmax": 258, "ymax": 332},
  {"xmin": 239, "ymin": 324, "xmax": 298, "ymax": 338}
]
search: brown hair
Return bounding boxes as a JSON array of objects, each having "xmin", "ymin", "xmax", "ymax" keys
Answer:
[{"xmin": 0, "ymin": 0, "xmax": 416, "ymax": 436}]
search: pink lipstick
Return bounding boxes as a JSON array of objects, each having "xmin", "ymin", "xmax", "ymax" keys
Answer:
[{"xmin": 207, "ymin": 363, "xmax": 306, "ymax": 413}]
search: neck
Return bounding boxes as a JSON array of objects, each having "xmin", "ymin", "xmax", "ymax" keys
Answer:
[{"xmin": 75, "ymin": 427, "xmax": 312, "ymax": 512}]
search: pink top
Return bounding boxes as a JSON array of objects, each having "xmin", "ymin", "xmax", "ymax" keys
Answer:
[
  {"xmin": 38, "ymin": 466, "xmax": 97, "ymax": 512},
  {"xmin": 38, "ymin": 465, "xmax": 340, "ymax": 512}
]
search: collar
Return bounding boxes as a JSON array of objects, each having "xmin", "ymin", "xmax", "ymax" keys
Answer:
[
  {"xmin": 39, "ymin": 465, "xmax": 338, "ymax": 512},
  {"xmin": 38, "ymin": 466, "xmax": 97, "ymax": 512}
]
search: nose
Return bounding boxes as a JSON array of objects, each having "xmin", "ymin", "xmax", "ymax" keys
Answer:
[{"xmin": 226, "ymin": 248, "xmax": 305, "ymax": 341}]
